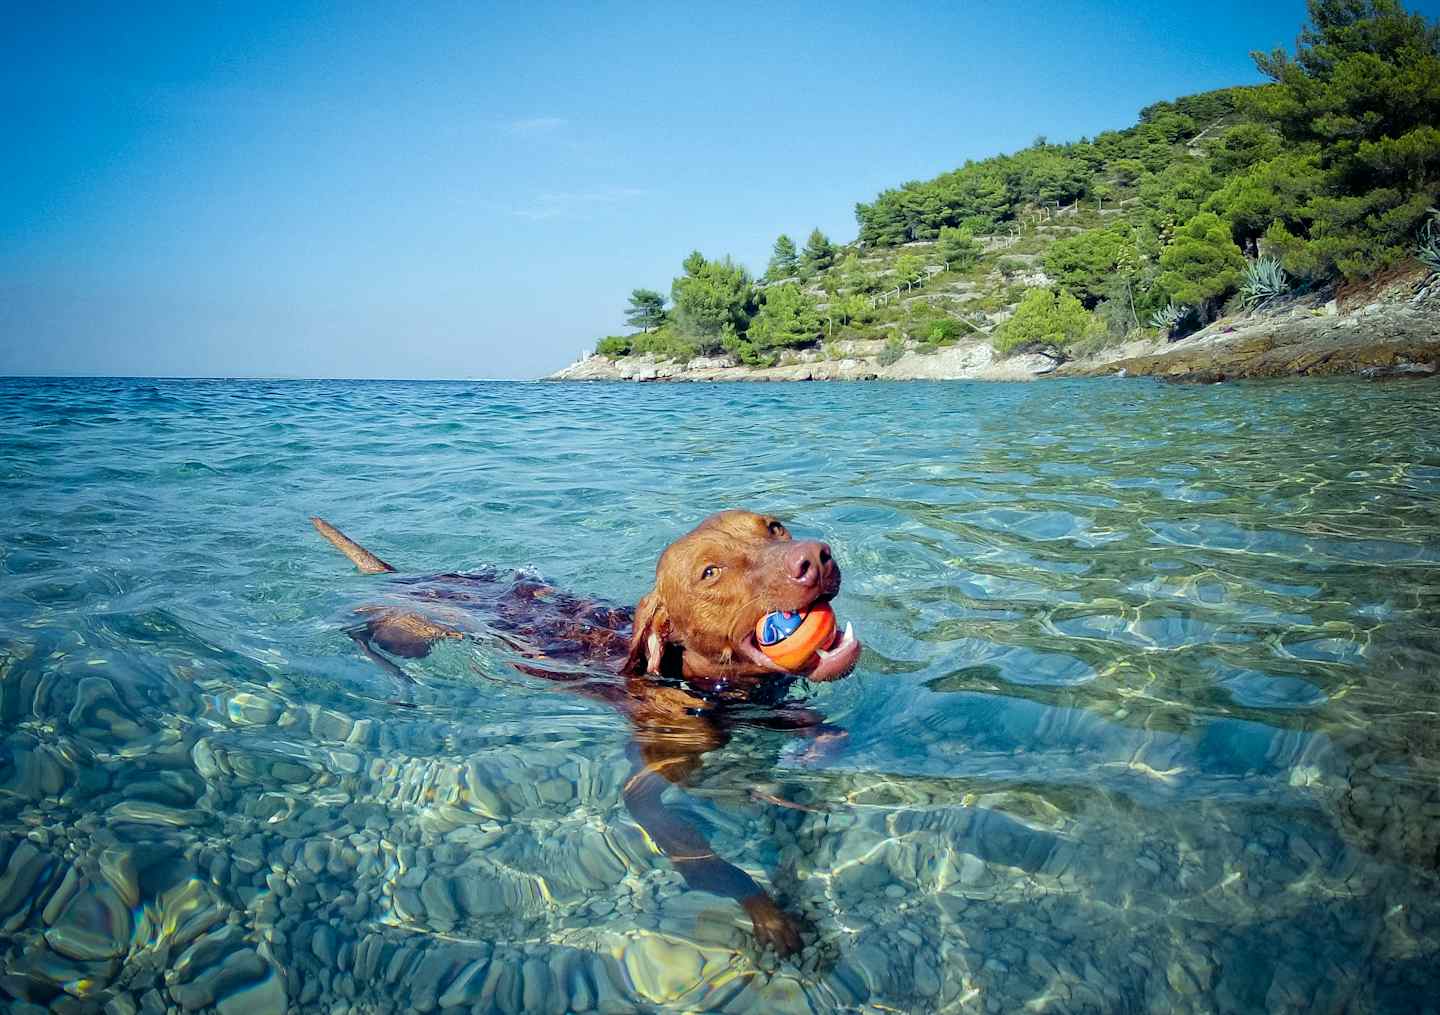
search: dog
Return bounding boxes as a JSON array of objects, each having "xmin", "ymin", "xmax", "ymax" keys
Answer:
[{"xmin": 311, "ymin": 510, "xmax": 863, "ymax": 955}]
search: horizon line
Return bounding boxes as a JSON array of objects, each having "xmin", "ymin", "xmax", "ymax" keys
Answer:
[{"xmin": 0, "ymin": 373, "xmax": 540, "ymax": 382}]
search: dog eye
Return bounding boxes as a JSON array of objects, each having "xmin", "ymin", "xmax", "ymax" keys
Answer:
[
  {"xmin": 701, "ymin": 565, "xmax": 719, "ymax": 581},
  {"xmin": 767, "ymin": 521, "xmax": 787, "ymax": 537}
]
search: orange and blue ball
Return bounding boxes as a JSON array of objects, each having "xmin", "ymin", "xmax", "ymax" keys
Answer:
[{"xmin": 756, "ymin": 602, "xmax": 837, "ymax": 671}]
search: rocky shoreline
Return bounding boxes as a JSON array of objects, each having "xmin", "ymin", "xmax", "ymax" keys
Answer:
[
  {"xmin": 547, "ymin": 266, "xmax": 1439, "ymax": 385},
  {"xmin": 1058, "ymin": 264, "xmax": 1440, "ymax": 383},
  {"xmin": 546, "ymin": 336, "xmax": 1058, "ymax": 383}
]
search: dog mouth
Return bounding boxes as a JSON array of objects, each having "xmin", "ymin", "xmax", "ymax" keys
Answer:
[{"xmin": 734, "ymin": 602, "xmax": 862, "ymax": 683}]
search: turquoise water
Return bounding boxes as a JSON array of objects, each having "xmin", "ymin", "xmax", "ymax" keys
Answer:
[{"xmin": 2, "ymin": 376, "xmax": 1439, "ymax": 1014}]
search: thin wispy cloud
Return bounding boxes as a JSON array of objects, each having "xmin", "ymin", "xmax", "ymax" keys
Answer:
[{"xmin": 511, "ymin": 187, "xmax": 648, "ymax": 221}]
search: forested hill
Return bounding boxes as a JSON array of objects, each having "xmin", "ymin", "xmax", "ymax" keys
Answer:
[
  {"xmin": 852, "ymin": 88, "xmax": 1248, "ymax": 250},
  {"xmin": 584, "ymin": 1, "xmax": 1439, "ymax": 372}
]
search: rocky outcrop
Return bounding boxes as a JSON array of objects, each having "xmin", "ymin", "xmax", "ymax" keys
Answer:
[{"xmin": 1058, "ymin": 265, "xmax": 1439, "ymax": 383}]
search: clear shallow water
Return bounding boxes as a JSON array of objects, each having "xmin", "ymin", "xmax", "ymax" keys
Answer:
[{"xmin": 1, "ymin": 376, "xmax": 1438, "ymax": 1014}]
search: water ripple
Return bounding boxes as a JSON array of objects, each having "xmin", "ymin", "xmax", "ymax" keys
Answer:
[{"xmin": 1, "ymin": 376, "xmax": 1438, "ymax": 1013}]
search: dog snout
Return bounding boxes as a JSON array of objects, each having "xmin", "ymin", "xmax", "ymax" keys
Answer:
[{"xmin": 784, "ymin": 540, "xmax": 834, "ymax": 588}]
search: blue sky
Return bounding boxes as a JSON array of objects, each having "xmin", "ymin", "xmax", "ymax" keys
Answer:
[{"xmin": 3, "ymin": 1, "xmax": 1436, "ymax": 379}]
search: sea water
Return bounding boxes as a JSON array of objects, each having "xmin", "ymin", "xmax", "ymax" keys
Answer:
[{"xmin": 1, "ymin": 376, "xmax": 1438, "ymax": 1013}]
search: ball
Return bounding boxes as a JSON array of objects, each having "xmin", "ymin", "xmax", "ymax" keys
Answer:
[{"xmin": 755, "ymin": 602, "xmax": 837, "ymax": 671}]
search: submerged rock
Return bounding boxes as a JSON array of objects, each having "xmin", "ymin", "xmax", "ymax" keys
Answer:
[
  {"xmin": 0, "ymin": 842, "xmax": 54, "ymax": 927},
  {"xmin": 154, "ymin": 878, "xmax": 226, "ymax": 952},
  {"xmin": 436, "ymin": 952, "xmax": 492, "ymax": 1008},
  {"xmin": 621, "ymin": 936, "xmax": 705, "ymax": 1005},
  {"xmin": 167, "ymin": 948, "xmax": 268, "ymax": 1010},
  {"xmin": 214, "ymin": 966, "xmax": 286, "ymax": 1015},
  {"xmin": 97, "ymin": 848, "xmax": 139, "ymax": 909},
  {"xmin": 171, "ymin": 924, "xmax": 247, "ymax": 984},
  {"xmin": 26, "ymin": 944, "xmax": 120, "ymax": 996},
  {"xmin": 224, "ymin": 691, "xmax": 282, "ymax": 727},
  {"xmin": 40, "ymin": 864, "xmax": 82, "ymax": 926},
  {"xmin": 522, "ymin": 955, "xmax": 560, "ymax": 1015},
  {"xmin": 44, "ymin": 881, "xmax": 132, "ymax": 961}
]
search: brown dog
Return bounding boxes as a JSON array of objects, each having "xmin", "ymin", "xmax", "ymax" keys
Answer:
[{"xmin": 311, "ymin": 510, "xmax": 863, "ymax": 954}]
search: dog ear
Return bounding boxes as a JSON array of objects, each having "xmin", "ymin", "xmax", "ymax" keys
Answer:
[{"xmin": 623, "ymin": 592, "xmax": 673, "ymax": 676}]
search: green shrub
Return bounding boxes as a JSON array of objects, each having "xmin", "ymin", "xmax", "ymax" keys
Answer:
[
  {"xmin": 996, "ymin": 257, "xmax": 1027, "ymax": 280},
  {"xmin": 725, "ymin": 338, "xmax": 779, "ymax": 367},
  {"xmin": 923, "ymin": 317, "xmax": 967, "ymax": 344},
  {"xmin": 1303, "ymin": 187, "xmax": 1437, "ymax": 280},
  {"xmin": 937, "ymin": 226, "xmax": 983, "ymax": 270},
  {"xmin": 1094, "ymin": 298, "xmax": 1139, "ymax": 341},
  {"xmin": 1043, "ymin": 225, "xmax": 1138, "ymax": 307},
  {"xmin": 876, "ymin": 337, "xmax": 905, "ymax": 366},
  {"xmin": 1002, "ymin": 283, "xmax": 1031, "ymax": 305},
  {"xmin": 1158, "ymin": 212, "xmax": 1246, "ymax": 311},
  {"xmin": 631, "ymin": 326, "xmax": 699, "ymax": 362},
  {"xmin": 1203, "ymin": 152, "xmax": 1325, "ymax": 248},
  {"xmin": 595, "ymin": 335, "xmax": 632, "ymax": 358},
  {"xmin": 1208, "ymin": 124, "xmax": 1283, "ymax": 176},
  {"xmin": 842, "ymin": 255, "xmax": 883, "ymax": 294},
  {"xmin": 893, "ymin": 254, "xmax": 925, "ymax": 286},
  {"xmin": 992, "ymin": 288, "xmax": 1101, "ymax": 357},
  {"xmin": 1262, "ymin": 221, "xmax": 1326, "ymax": 281},
  {"xmin": 1111, "ymin": 158, "xmax": 1147, "ymax": 185},
  {"xmin": 1007, "ymin": 234, "xmax": 1047, "ymax": 254},
  {"xmin": 746, "ymin": 284, "xmax": 823, "ymax": 351},
  {"xmin": 836, "ymin": 293, "xmax": 875, "ymax": 326},
  {"xmin": 1139, "ymin": 161, "xmax": 1222, "ymax": 232}
]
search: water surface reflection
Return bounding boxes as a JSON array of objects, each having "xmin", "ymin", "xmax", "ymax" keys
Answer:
[{"xmin": 1, "ymin": 377, "xmax": 1438, "ymax": 1013}]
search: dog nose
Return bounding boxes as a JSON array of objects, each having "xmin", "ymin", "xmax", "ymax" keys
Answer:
[{"xmin": 784, "ymin": 541, "xmax": 833, "ymax": 586}]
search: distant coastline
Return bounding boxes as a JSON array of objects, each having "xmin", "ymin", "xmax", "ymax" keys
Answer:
[{"xmin": 548, "ymin": 262, "xmax": 1439, "ymax": 384}]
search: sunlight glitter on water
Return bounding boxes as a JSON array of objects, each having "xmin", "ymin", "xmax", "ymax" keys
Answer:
[{"xmin": 1, "ymin": 376, "xmax": 1438, "ymax": 1013}]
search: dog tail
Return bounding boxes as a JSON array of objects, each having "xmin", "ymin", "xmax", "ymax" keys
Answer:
[{"xmin": 310, "ymin": 517, "xmax": 396, "ymax": 574}]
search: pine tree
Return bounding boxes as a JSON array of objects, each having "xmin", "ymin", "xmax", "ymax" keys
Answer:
[
  {"xmin": 800, "ymin": 228, "xmax": 836, "ymax": 275},
  {"xmin": 766, "ymin": 235, "xmax": 799, "ymax": 281},
  {"xmin": 624, "ymin": 289, "xmax": 667, "ymax": 333}
]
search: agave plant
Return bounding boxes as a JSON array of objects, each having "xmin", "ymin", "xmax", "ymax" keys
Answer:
[
  {"xmin": 1239, "ymin": 255, "xmax": 1290, "ymax": 310},
  {"xmin": 1149, "ymin": 300, "xmax": 1187, "ymax": 334},
  {"xmin": 1419, "ymin": 208, "xmax": 1440, "ymax": 274}
]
